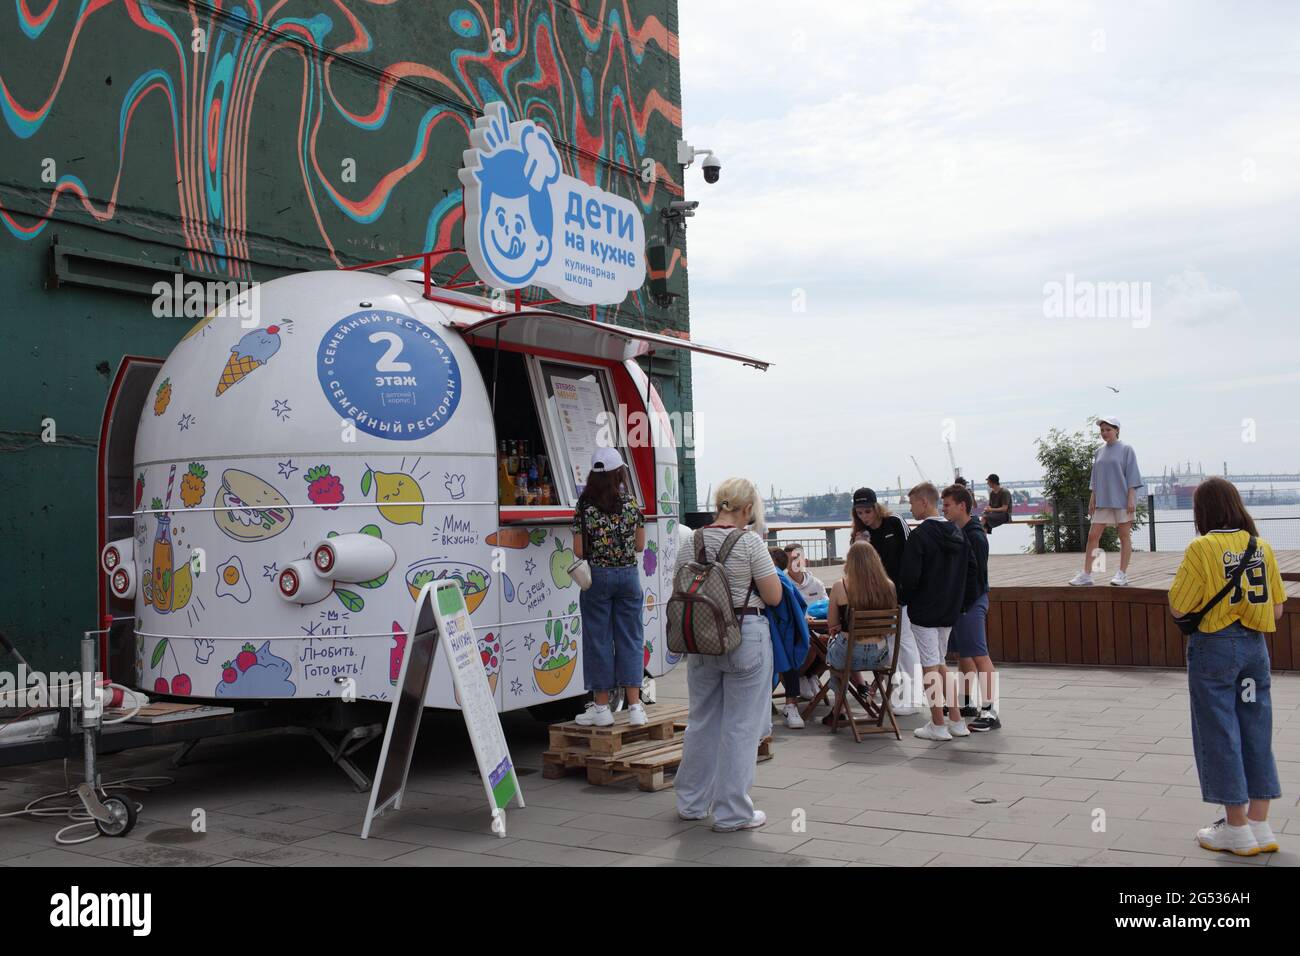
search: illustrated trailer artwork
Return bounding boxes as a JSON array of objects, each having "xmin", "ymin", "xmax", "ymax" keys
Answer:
[{"xmin": 124, "ymin": 269, "xmax": 681, "ymax": 713}]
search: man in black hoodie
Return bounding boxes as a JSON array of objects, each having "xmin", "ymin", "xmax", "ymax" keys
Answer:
[{"xmin": 898, "ymin": 482, "xmax": 977, "ymax": 741}]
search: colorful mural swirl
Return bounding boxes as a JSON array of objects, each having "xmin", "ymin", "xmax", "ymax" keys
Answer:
[{"xmin": 0, "ymin": 0, "xmax": 685, "ymax": 317}]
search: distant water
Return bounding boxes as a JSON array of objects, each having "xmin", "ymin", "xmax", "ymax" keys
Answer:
[{"xmin": 771, "ymin": 503, "xmax": 1300, "ymax": 558}]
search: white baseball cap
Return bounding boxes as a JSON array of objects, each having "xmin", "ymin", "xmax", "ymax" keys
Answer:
[
  {"xmin": 1098, "ymin": 416, "xmax": 1121, "ymax": 429},
  {"xmin": 590, "ymin": 447, "xmax": 625, "ymax": 473}
]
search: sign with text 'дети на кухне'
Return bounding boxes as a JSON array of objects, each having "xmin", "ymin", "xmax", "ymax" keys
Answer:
[{"xmin": 459, "ymin": 101, "xmax": 646, "ymax": 306}]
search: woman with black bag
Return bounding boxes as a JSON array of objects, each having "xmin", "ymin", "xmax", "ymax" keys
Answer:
[{"xmin": 1169, "ymin": 478, "xmax": 1286, "ymax": 856}]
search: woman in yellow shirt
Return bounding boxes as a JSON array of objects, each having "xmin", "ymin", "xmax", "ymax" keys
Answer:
[{"xmin": 1169, "ymin": 478, "xmax": 1285, "ymax": 857}]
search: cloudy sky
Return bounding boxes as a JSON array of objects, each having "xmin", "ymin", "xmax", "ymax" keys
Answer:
[{"xmin": 676, "ymin": 0, "xmax": 1300, "ymax": 501}]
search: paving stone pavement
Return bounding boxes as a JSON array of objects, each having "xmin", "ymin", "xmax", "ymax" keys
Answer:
[{"xmin": 1, "ymin": 664, "xmax": 1296, "ymax": 867}]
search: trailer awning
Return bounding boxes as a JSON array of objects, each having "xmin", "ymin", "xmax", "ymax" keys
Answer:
[{"xmin": 452, "ymin": 310, "xmax": 770, "ymax": 370}]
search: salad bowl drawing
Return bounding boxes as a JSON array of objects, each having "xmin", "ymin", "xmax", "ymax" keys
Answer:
[
  {"xmin": 405, "ymin": 559, "xmax": 491, "ymax": 615},
  {"xmin": 534, "ymin": 609, "xmax": 578, "ymax": 696}
]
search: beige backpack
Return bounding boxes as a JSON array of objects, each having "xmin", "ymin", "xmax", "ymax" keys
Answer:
[{"xmin": 666, "ymin": 528, "xmax": 753, "ymax": 655}]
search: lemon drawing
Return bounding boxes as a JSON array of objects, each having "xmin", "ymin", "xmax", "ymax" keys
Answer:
[
  {"xmin": 361, "ymin": 465, "xmax": 424, "ymax": 525},
  {"xmin": 172, "ymin": 559, "xmax": 194, "ymax": 611}
]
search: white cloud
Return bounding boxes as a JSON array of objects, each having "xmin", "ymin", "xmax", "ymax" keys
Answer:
[{"xmin": 677, "ymin": 0, "xmax": 1300, "ymax": 498}]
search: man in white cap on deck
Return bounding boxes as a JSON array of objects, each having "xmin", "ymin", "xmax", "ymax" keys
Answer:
[{"xmin": 1069, "ymin": 417, "xmax": 1143, "ymax": 586}]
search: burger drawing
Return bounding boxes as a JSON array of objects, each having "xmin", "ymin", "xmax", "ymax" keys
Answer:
[{"xmin": 213, "ymin": 468, "xmax": 293, "ymax": 542}]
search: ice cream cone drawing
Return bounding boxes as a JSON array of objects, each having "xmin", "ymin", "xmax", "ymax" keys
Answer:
[{"xmin": 216, "ymin": 325, "xmax": 281, "ymax": 396}]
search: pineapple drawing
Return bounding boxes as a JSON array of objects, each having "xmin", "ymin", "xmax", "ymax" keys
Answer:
[
  {"xmin": 153, "ymin": 378, "xmax": 172, "ymax": 416},
  {"xmin": 179, "ymin": 462, "xmax": 207, "ymax": 508}
]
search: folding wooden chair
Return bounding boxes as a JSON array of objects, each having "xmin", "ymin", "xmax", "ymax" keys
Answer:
[{"xmin": 800, "ymin": 607, "xmax": 902, "ymax": 742}]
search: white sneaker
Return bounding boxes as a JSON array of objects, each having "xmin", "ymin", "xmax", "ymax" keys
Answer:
[
  {"xmin": 783, "ymin": 703, "xmax": 805, "ymax": 729},
  {"xmin": 914, "ymin": 722, "xmax": 953, "ymax": 741},
  {"xmin": 892, "ymin": 705, "xmax": 922, "ymax": 716},
  {"xmin": 575, "ymin": 703, "xmax": 614, "ymax": 727},
  {"xmin": 946, "ymin": 718, "xmax": 971, "ymax": 737},
  {"xmin": 1196, "ymin": 819, "xmax": 1260, "ymax": 856},
  {"xmin": 714, "ymin": 810, "xmax": 766, "ymax": 832},
  {"xmin": 1109, "ymin": 570, "xmax": 1130, "ymax": 586},
  {"xmin": 1248, "ymin": 819, "xmax": 1279, "ymax": 852},
  {"xmin": 800, "ymin": 676, "xmax": 820, "ymax": 700},
  {"xmin": 1068, "ymin": 572, "xmax": 1094, "ymax": 586},
  {"xmin": 626, "ymin": 702, "xmax": 647, "ymax": 727}
]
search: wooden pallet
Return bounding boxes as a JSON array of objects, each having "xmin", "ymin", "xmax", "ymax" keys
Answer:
[
  {"xmin": 543, "ymin": 733, "xmax": 775, "ymax": 792},
  {"xmin": 547, "ymin": 703, "xmax": 689, "ymax": 756}
]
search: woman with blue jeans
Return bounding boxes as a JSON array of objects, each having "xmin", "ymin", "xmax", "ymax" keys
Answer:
[
  {"xmin": 572, "ymin": 448, "xmax": 646, "ymax": 728},
  {"xmin": 1169, "ymin": 478, "xmax": 1285, "ymax": 856},
  {"xmin": 673, "ymin": 478, "xmax": 784, "ymax": 832},
  {"xmin": 822, "ymin": 541, "xmax": 896, "ymax": 724}
]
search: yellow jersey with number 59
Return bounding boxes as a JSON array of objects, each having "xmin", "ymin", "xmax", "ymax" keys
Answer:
[{"xmin": 1170, "ymin": 531, "xmax": 1284, "ymax": 634}]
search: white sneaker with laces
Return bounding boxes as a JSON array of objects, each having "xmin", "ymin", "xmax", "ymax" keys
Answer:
[
  {"xmin": 946, "ymin": 718, "xmax": 971, "ymax": 737},
  {"xmin": 626, "ymin": 702, "xmax": 647, "ymax": 727},
  {"xmin": 714, "ymin": 810, "xmax": 767, "ymax": 832},
  {"xmin": 783, "ymin": 703, "xmax": 805, "ymax": 729},
  {"xmin": 914, "ymin": 722, "xmax": 953, "ymax": 741},
  {"xmin": 1068, "ymin": 571, "xmax": 1094, "ymax": 586},
  {"xmin": 892, "ymin": 705, "xmax": 922, "ymax": 716},
  {"xmin": 1109, "ymin": 570, "xmax": 1130, "ymax": 587},
  {"xmin": 801, "ymin": 676, "xmax": 820, "ymax": 700},
  {"xmin": 1248, "ymin": 819, "xmax": 1279, "ymax": 852},
  {"xmin": 575, "ymin": 703, "xmax": 614, "ymax": 727},
  {"xmin": 1196, "ymin": 819, "xmax": 1260, "ymax": 856}
]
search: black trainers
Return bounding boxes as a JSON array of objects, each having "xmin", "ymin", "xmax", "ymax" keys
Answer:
[
  {"xmin": 959, "ymin": 702, "xmax": 978, "ymax": 719},
  {"xmin": 969, "ymin": 711, "xmax": 1001, "ymax": 732}
]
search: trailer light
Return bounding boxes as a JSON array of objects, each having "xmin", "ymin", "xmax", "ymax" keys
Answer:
[
  {"xmin": 109, "ymin": 562, "xmax": 136, "ymax": 600},
  {"xmin": 309, "ymin": 533, "xmax": 395, "ymax": 583},
  {"xmin": 277, "ymin": 558, "xmax": 333, "ymax": 605},
  {"xmin": 101, "ymin": 538, "xmax": 134, "ymax": 575}
]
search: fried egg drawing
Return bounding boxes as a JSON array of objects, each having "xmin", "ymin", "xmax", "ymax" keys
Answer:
[{"xmin": 216, "ymin": 556, "xmax": 252, "ymax": 604}]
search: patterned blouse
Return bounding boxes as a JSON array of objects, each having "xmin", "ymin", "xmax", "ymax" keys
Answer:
[{"xmin": 573, "ymin": 495, "xmax": 644, "ymax": 568}]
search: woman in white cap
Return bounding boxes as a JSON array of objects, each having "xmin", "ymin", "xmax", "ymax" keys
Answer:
[
  {"xmin": 1069, "ymin": 417, "xmax": 1143, "ymax": 586},
  {"xmin": 572, "ymin": 447, "xmax": 646, "ymax": 726}
]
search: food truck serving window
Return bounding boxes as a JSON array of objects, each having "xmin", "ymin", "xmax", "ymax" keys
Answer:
[{"xmin": 532, "ymin": 359, "xmax": 639, "ymax": 506}]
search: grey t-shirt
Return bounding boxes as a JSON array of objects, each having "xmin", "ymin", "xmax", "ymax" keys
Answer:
[
  {"xmin": 674, "ymin": 527, "xmax": 777, "ymax": 609},
  {"xmin": 1090, "ymin": 440, "xmax": 1143, "ymax": 509}
]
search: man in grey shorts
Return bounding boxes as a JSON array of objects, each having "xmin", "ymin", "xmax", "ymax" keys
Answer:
[{"xmin": 1069, "ymin": 417, "xmax": 1143, "ymax": 587}]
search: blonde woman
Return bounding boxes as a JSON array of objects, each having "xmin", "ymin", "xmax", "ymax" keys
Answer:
[
  {"xmin": 824, "ymin": 542, "xmax": 898, "ymax": 714},
  {"xmin": 673, "ymin": 478, "xmax": 783, "ymax": 832}
]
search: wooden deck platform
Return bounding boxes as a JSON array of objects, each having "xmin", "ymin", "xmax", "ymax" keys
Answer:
[{"xmin": 811, "ymin": 551, "xmax": 1300, "ymax": 670}]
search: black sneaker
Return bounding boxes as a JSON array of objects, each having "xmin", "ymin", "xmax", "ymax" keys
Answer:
[
  {"xmin": 959, "ymin": 703, "xmax": 978, "ymax": 719},
  {"xmin": 969, "ymin": 711, "xmax": 1001, "ymax": 732}
]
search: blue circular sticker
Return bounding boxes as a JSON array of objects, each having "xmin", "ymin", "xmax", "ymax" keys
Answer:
[{"xmin": 317, "ymin": 310, "xmax": 461, "ymax": 441}]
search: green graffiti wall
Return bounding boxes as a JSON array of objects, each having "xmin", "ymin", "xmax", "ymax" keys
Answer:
[{"xmin": 0, "ymin": 0, "xmax": 695, "ymax": 667}]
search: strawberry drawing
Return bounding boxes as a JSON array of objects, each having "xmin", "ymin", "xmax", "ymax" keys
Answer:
[
  {"xmin": 305, "ymin": 465, "xmax": 344, "ymax": 508},
  {"xmin": 235, "ymin": 643, "xmax": 257, "ymax": 672},
  {"xmin": 134, "ymin": 472, "xmax": 146, "ymax": 509},
  {"xmin": 221, "ymin": 661, "xmax": 238, "ymax": 684}
]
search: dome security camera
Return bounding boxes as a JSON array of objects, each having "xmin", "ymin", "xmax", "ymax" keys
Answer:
[{"xmin": 701, "ymin": 152, "xmax": 721, "ymax": 184}]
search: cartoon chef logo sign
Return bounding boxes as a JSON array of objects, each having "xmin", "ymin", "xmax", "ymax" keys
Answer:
[{"xmin": 460, "ymin": 102, "xmax": 646, "ymax": 306}]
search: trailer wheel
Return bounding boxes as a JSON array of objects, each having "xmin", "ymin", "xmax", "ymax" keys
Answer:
[{"xmin": 94, "ymin": 795, "xmax": 137, "ymax": 838}]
